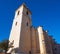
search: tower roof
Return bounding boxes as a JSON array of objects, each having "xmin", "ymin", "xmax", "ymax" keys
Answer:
[{"xmin": 16, "ymin": 3, "xmax": 32, "ymax": 14}]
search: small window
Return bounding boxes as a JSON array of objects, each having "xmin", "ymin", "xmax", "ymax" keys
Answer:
[
  {"xmin": 15, "ymin": 22, "xmax": 17, "ymax": 26},
  {"xmin": 26, "ymin": 11, "xmax": 28, "ymax": 15},
  {"xmin": 17, "ymin": 11, "xmax": 20, "ymax": 15},
  {"xmin": 26, "ymin": 22, "xmax": 28, "ymax": 26}
]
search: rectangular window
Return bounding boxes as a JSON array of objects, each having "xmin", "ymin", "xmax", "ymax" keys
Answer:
[
  {"xmin": 17, "ymin": 11, "xmax": 20, "ymax": 15},
  {"xmin": 15, "ymin": 22, "xmax": 17, "ymax": 26}
]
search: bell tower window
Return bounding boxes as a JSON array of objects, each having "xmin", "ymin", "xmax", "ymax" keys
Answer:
[
  {"xmin": 15, "ymin": 22, "xmax": 17, "ymax": 26},
  {"xmin": 26, "ymin": 11, "xmax": 28, "ymax": 15},
  {"xmin": 17, "ymin": 11, "xmax": 20, "ymax": 15},
  {"xmin": 26, "ymin": 22, "xmax": 28, "ymax": 26}
]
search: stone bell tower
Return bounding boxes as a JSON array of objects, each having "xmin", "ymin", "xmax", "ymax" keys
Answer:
[{"xmin": 7, "ymin": 3, "xmax": 32, "ymax": 54}]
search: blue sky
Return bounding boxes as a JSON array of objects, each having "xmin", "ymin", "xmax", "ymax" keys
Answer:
[{"xmin": 0, "ymin": 0, "xmax": 60, "ymax": 43}]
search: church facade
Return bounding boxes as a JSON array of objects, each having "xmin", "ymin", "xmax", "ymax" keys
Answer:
[{"xmin": 7, "ymin": 4, "xmax": 60, "ymax": 54}]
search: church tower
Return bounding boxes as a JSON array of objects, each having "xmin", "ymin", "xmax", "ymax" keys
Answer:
[{"xmin": 7, "ymin": 3, "xmax": 32, "ymax": 54}]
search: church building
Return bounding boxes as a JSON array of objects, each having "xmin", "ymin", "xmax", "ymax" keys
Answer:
[{"xmin": 7, "ymin": 3, "xmax": 60, "ymax": 54}]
